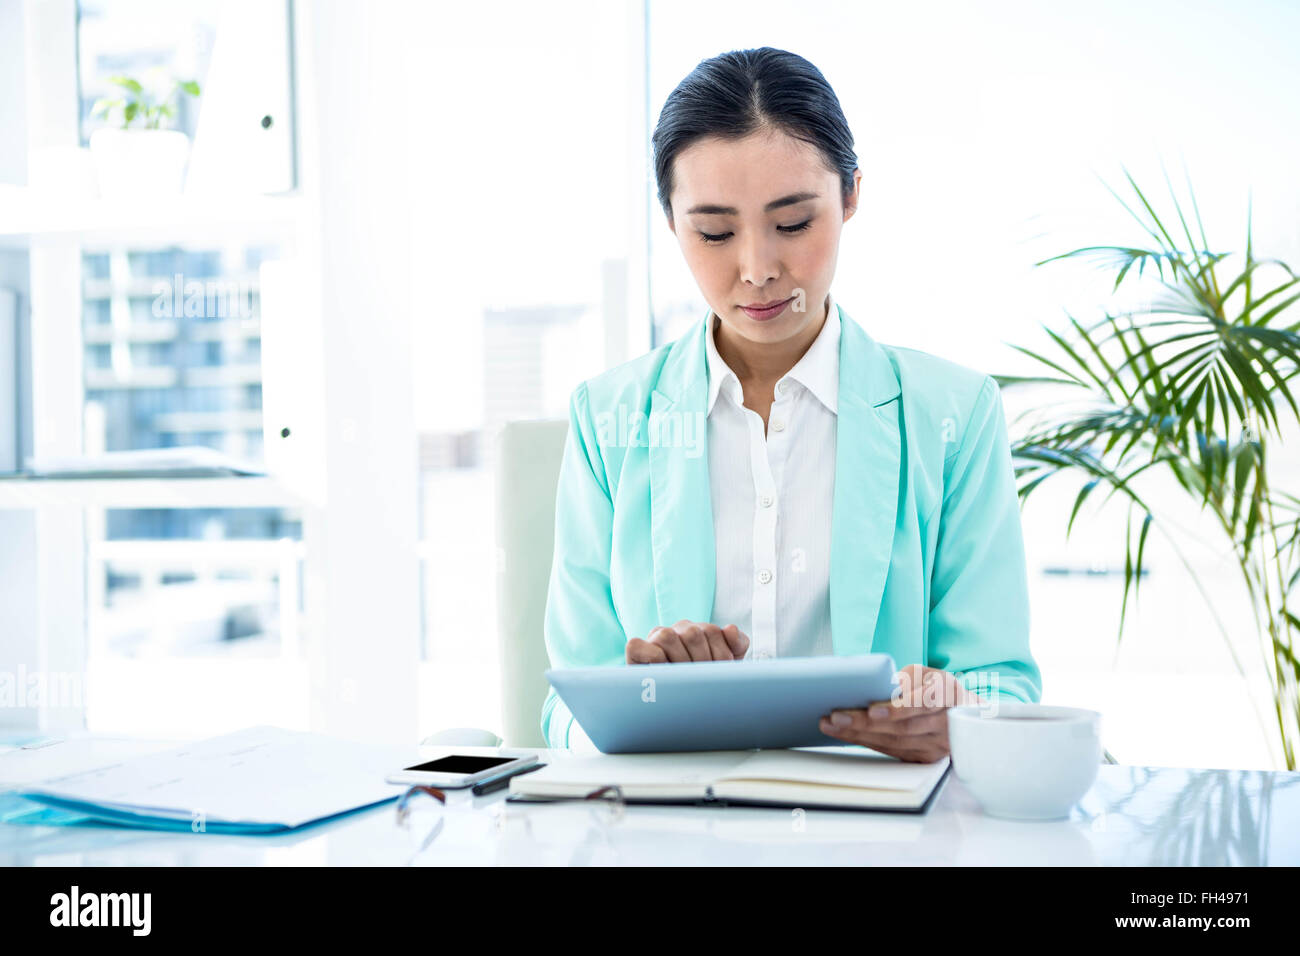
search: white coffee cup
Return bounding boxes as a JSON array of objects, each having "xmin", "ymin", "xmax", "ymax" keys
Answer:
[{"xmin": 946, "ymin": 702, "xmax": 1102, "ymax": 820}]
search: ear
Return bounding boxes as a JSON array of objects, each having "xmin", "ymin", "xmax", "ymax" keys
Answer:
[{"xmin": 843, "ymin": 168, "xmax": 863, "ymax": 221}]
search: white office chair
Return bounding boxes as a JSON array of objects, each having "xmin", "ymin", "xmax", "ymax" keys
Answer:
[{"xmin": 422, "ymin": 419, "xmax": 569, "ymax": 749}]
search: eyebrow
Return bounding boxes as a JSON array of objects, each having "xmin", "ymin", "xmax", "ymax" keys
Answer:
[{"xmin": 685, "ymin": 192, "xmax": 821, "ymax": 216}]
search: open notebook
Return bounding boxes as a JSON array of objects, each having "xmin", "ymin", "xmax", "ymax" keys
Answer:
[{"xmin": 510, "ymin": 747, "xmax": 951, "ymax": 813}]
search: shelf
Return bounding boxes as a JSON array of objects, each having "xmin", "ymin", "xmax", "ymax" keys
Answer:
[
  {"xmin": 0, "ymin": 187, "xmax": 304, "ymax": 245},
  {"xmin": 0, "ymin": 475, "xmax": 310, "ymax": 510}
]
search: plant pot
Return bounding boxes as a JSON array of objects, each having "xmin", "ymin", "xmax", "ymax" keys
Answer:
[{"xmin": 88, "ymin": 128, "xmax": 191, "ymax": 199}]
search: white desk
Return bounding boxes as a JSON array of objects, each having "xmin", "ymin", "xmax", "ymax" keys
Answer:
[{"xmin": 1, "ymin": 739, "xmax": 1297, "ymax": 866}]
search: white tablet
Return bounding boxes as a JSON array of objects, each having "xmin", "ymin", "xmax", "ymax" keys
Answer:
[{"xmin": 546, "ymin": 654, "xmax": 898, "ymax": 753}]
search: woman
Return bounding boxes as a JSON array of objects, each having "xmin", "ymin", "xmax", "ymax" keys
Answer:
[{"xmin": 541, "ymin": 47, "xmax": 1041, "ymax": 760}]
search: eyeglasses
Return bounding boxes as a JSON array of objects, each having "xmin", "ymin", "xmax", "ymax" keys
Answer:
[
  {"xmin": 395, "ymin": 785, "xmax": 445, "ymax": 827},
  {"xmin": 394, "ymin": 783, "xmax": 629, "ymax": 862},
  {"xmin": 398, "ymin": 782, "xmax": 626, "ymax": 820},
  {"xmin": 581, "ymin": 784, "xmax": 627, "ymax": 821}
]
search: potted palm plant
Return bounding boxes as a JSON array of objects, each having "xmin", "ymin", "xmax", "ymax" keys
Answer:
[
  {"xmin": 997, "ymin": 169, "xmax": 1300, "ymax": 770},
  {"xmin": 88, "ymin": 72, "xmax": 201, "ymax": 198}
]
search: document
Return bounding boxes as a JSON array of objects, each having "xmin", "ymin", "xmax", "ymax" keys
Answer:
[{"xmin": 15, "ymin": 726, "xmax": 409, "ymax": 833}]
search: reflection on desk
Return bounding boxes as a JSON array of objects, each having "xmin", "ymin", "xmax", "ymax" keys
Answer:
[{"xmin": 1, "ymin": 745, "xmax": 1297, "ymax": 866}]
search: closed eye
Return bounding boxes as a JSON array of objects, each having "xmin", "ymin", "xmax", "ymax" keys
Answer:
[{"xmin": 697, "ymin": 219, "xmax": 814, "ymax": 245}]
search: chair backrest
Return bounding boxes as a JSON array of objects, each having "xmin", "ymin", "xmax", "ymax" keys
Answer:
[{"xmin": 493, "ymin": 418, "xmax": 569, "ymax": 747}]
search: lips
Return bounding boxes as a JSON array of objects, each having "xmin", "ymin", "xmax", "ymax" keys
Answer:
[
  {"xmin": 739, "ymin": 296, "xmax": 794, "ymax": 321},
  {"xmin": 742, "ymin": 297, "xmax": 792, "ymax": 310}
]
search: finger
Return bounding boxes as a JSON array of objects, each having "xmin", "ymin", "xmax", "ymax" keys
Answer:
[
  {"xmin": 698, "ymin": 623, "xmax": 733, "ymax": 660},
  {"xmin": 625, "ymin": 637, "xmax": 668, "ymax": 664},
  {"xmin": 822, "ymin": 709, "xmax": 905, "ymax": 739},
  {"xmin": 647, "ymin": 626, "xmax": 691, "ymax": 662},
  {"xmin": 819, "ymin": 718, "xmax": 940, "ymax": 755},
  {"xmin": 893, "ymin": 663, "xmax": 927, "ymax": 707},
  {"xmin": 869, "ymin": 741, "xmax": 947, "ymax": 763},
  {"xmin": 893, "ymin": 664, "xmax": 969, "ymax": 709},
  {"xmin": 872, "ymin": 710, "xmax": 949, "ymax": 737},
  {"xmin": 820, "ymin": 717, "xmax": 946, "ymax": 755},
  {"xmin": 720, "ymin": 624, "xmax": 750, "ymax": 658},
  {"xmin": 822, "ymin": 708, "xmax": 947, "ymax": 739},
  {"xmin": 673, "ymin": 622, "xmax": 712, "ymax": 662},
  {"xmin": 862, "ymin": 697, "xmax": 948, "ymax": 722}
]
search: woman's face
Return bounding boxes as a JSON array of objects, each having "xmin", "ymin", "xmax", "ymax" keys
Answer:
[{"xmin": 668, "ymin": 128, "xmax": 860, "ymax": 349}]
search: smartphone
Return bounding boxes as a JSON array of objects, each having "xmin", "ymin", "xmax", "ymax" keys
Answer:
[{"xmin": 385, "ymin": 752, "xmax": 538, "ymax": 788}]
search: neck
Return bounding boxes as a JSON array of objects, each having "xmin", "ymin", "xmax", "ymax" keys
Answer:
[{"xmin": 714, "ymin": 295, "xmax": 829, "ymax": 384}]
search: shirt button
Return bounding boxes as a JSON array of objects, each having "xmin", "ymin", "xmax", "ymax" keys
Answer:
[
  {"xmin": 776, "ymin": 381, "xmax": 787, "ymax": 395},
  {"xmin": 757, "ymin": 569, "xmax": 773, "ymax": 584},
  {"xmin": 757, "ymin": 650, "xmax": 772, "ymax": 661},
  {"xmin": 760, "ymin": 494, "xmax": 773, "ymax": 508},
  {"xmin": 771, "ymin": 420, "xmax": 785, "ymax": 432}
]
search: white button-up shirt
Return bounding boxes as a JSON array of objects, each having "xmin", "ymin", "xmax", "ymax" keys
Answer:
[{"xmin": 705, "ymin": 294, "xmax": 840, "ymax": 661}]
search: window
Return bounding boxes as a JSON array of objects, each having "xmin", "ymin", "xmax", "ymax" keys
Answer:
[
  {"xmin": 406, "ymin": 1, "xmax": 641, "ymax": 737},
  {"xmin": 8, "ymin": 1, "xmax": 1292, "ymax": 768},
  {"xmin": 645, "ymin": 0, "xmax": 1300, "ymax": 769},
  {"xmin": 0, "ymin": 0, "xmax": 303, "ymax": 739}
]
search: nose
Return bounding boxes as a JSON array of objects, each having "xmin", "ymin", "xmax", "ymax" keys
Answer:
[{"xmin": 737, "ymin": 230, "xmax": 780, "ymax": 290}]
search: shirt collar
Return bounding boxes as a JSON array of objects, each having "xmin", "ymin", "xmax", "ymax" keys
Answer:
[{"xmin": 705, "ymin": 292, "xmax": 841, "ymax": 416}]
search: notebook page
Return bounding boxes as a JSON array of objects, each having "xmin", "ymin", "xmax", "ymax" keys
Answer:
[
  {"xmin": 719, "ymin": 748, "xmax": 949, "ymax": 792},
  {"xmin": 510, "ymin": 751, "xmax": 750, "ymax": 796}
]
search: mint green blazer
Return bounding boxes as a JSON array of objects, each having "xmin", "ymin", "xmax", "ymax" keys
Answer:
[{"xmin": 541, "ymin": 301, "xmax": 1042, "ymax": 748}]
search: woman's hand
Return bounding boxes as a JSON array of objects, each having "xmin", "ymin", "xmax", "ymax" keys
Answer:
[
  {"xmin": 818, "ymin": 664, "xmax": 983, "ymax": 763},
  {"xmin": 625, "ymin": 620, "xmax": 750, "ymax": 663}
]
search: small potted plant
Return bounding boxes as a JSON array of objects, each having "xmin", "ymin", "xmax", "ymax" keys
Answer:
[{"xmin": 88, "ymin": 71, "xmax": 201, "ymax": 199}]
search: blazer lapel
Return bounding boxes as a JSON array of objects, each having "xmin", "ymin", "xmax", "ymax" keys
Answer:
[
  {"xmin": 648, "ymin": 313, "xmax": 716, "ymax": 627},
  {"xmin": 830, "ymin": 305, "xmax": 902, "ymax": 655}
]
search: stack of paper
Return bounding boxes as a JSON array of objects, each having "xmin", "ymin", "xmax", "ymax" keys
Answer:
[{"xmin": 14, "ymin": 726, "xmax": 409, "ymax": 833}]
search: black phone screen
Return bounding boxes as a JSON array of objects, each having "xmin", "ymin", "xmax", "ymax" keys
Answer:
[{"xmin": 402, "ymin": 755, "xmax": 516, "ymax": 774}]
